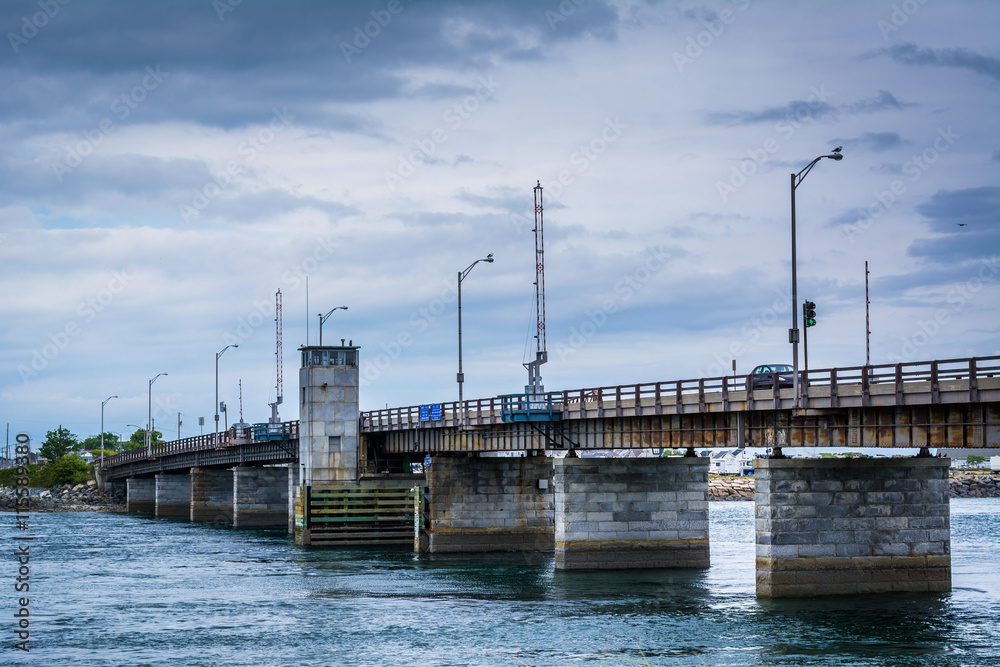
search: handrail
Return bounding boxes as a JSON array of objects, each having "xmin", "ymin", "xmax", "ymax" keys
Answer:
[
  {"xmin": 99, "ymin": 420, "xmax": 299, "ymax": 470},
  {"xmin": 360, "ymin": 355, "xmax": 1000, "ymax": 425}
]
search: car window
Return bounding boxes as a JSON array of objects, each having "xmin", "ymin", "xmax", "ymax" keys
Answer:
[{"xmin": 774, "ymin": 365, "xmax": 792, "ymax": 372}]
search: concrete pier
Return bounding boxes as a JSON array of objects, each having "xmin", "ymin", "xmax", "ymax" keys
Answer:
[
  {"xmin": 755, "ymin": 457, "xmax": 951, "ymax": 597},
  {"xmin": 288, "ymin": 465, "xmax": 300, "ymax": 534},
  {"xmin": 426, "ymin": 456, "xmax": 553, "ymax": 552},
  {"xmin": 126, "ymin": 477, "xmax": 155, "ymax": 514},
  {"xmin": 155, "ymin": 472, "xmax": 191, "ymax": 518},
  {"xmin": 190, "ymin": 467, "xmax": 234, "ymax": 523},
  {"xmin": 554, "ymin": 457, "xmax": 710, "ymax": 569},
  {"xmin": 233, "ymin": 466, "xmax": 289, "ymax": 527}
]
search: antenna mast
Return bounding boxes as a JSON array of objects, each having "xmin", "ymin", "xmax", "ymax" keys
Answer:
[
  {"xmin": 269, "ymin": 289, "xmax": 283, "ymax": 424},
  {"xmin": 524, "ymin": 181, "xmax": 548, "ymax": 397}
]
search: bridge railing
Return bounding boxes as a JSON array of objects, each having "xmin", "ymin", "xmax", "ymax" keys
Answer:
[
  {"xmin": 99, "ymin": 420, "xmax": 300, "ymax": 470},
  {"xmin": 359, "ymin": 355, "xmax": 999, "ymax": 430}
]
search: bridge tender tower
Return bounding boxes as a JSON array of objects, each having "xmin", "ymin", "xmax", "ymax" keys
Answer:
[{"xmin": 298, "ymin": 345, "xmax": 360, "ymax": 485}]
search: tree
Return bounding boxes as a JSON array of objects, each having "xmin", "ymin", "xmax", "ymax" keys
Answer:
[
  {"xmin": 40, "ymin": 426, "xmax": 79, "ymax": 460},
  {"xmin": 122, "ymin": 428, "xmax": 162, "ymax": 451},
  {"xmin": 82, "ymin": 432, "xmax": 121, "ymax": 451},
  {"xmin": 967, "ymin": 454, "xmax": 986, "ymax": 467}
]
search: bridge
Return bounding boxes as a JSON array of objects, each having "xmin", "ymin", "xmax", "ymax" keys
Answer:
[{"xmin": 97, "ymin": 350, "xmax": 1000, "ymax": 598}]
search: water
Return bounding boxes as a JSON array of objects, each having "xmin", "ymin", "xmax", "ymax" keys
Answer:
[{"xmin": 5, "ymin": 499, "xmax": 999, "ymax": 666}]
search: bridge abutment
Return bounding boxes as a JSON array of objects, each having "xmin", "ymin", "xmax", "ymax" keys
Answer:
[
  {"xmin": 554, "ymin": 457, "xmax": 710, "ymax": 569},
  {"xmin": 425, "ymin": 456, "xmax": 554, "ymax": 553},
  {"xmin": 190, "ymin": 467, "xmax": 234, "ymax": 523},
  {"xmin": 155, "ymin": 472, "xmax": 191, "ymax": 518},
  {"xmin": 233, "ymin": 466, "xmax": 289, "ymax": 527},
  {"xmin": 755, "ymin": 457, "xmax": 951, "ymax": 597},
  {"xmin": 126, "ymin": 477, "xmax": 155, "ymax": 514}
]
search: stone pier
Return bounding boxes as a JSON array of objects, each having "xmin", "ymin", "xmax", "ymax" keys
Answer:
[
  {"xmin": 426, "ymin": 456, "xmax": 553, "ymax": 552},
  {"xmin": 554, "ymin": 457, "xmax": 710, "ymax": 569},
  {"xmin": 126, "ymin": 477, "xmax": 155, "ymax": 514},
  {"xmin": 233, "ymin": 466, "xmax": 289, "ymax": 527},
  {"xmin": 755, "ymin": 457, "xmax": 951, "ymax": 597},
  {"xmin": 288, "ymin": 465, "xmax": 300, "ymax": 534},
  {"xmin": 155, "ymin": 472, "xmax": 191, "ymax": 518},
  {"xmin": 190, "ymin": 467, "xmax": 234, "ymax": 523}
]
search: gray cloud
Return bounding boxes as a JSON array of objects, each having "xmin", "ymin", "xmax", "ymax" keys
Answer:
[
  {"xmin": 830, "ymin": 131, "xmax": 905, "ymax": 153},
  {"xmin": 871, "ymin": 43, "xmax": 1000, "ymax": 82},
  {"xmin": 706, "ymin": 90, "xmax": 914, "ymax": 126}
]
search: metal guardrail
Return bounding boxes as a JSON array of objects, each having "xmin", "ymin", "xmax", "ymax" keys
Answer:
[
  {"xmin": 360, "ymin": 356, "xmax": 1000, "ymax": 431},
  {"xmin": 99, "ymin": 421, "xmax": 299, "ymax": 471}
]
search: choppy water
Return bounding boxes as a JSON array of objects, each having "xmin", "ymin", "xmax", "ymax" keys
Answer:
[{"xmin": 4, "ymin": 499, "xmax": 999, "ymax": 666}]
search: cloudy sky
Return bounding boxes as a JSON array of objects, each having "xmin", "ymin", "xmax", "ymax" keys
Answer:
[{"xmin": 2, "ymin": 0, "xmax": 998, "ymax": 446}]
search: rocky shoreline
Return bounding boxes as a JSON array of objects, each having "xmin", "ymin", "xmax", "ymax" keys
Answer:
[
  {"xmin": 709, "ymin": 471, "xmax": 1000, "ymax": 501},
  {"xmin": 2, "ymin": 471, "xmax": 998, "ymax": 511},
  {"xmin": 0, "ymin": 481, "xmax": 126, "ymax": 512}
]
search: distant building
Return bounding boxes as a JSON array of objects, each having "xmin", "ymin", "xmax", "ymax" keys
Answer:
[{"xmin": 708, "ymin": 449, "xmax": 752, "ymax": 475}]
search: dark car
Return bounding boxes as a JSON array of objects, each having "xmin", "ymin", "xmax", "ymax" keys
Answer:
[{"xmin": 746, "ymin": 364, "xmax": 795, "ymax": 391}]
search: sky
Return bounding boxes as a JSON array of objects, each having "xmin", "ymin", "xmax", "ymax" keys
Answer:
[{"xmin": 1, "ymin": 0, "xmax": 998, "ymax": 447}]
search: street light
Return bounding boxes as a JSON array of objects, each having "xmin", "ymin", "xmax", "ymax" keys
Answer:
[
  {"xmin": 100, "ymin": 395, "xmax": 117, "ymax": 472},
  {"xmin": 457, "ymin": 253, "xmax": 494, "ymax": 424},
  {"xmin": 147, "ymin": 373, "xmax": 168, "ymax": 449},
  {"xmin": 318, "ymin": 306, "xmax": 348, "ymax": 346},
  {"xmin": 790, "ymin": 147, "xmax": 842, "ymax": 408},
  {"xmin": 215, "ymin": 345, "xmax": 238, "ymax": 438}
]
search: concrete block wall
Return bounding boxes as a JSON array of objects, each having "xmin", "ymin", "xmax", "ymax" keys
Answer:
[
  {"xmin": 190, "ymin": 467, "xmax": 234, "ymax": 523},
  {"xmin": 233, "ymin": 466, "xmax": 289, "ymax": 527},
  {"xmin": 155, "ymin": 473, "xmax": 191, "ymax": 518},
  {"xmin": 554, "ymin": 457, "xmax": 710, "ymax": 570},
  {"xmin": 288, "ymin": 464, "xmax": 300, "ymax": 534},
  {"xmin": 426, "ymin": 456, "xmax": 554, "ymax": 552},
  {"xmin": 755, "ymin": 457, "xmax": 951, "ymax": 597},
  {"xmin": 127, "ymin": 477, "xmax": 155, "ymax": 514}
]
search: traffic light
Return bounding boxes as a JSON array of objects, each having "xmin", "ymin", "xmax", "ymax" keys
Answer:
[{"xmin": 804, "ymin": 301, "xmax": 817, "ymax": 327}]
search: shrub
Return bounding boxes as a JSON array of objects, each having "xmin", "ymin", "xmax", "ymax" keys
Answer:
[{"xmin": 44, "ymin": 454, "xmax": 92, "ymax": 486}]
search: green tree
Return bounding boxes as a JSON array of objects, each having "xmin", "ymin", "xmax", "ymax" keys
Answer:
[
  {"xmin": 39, "ymin": 426, "xmax": 79, "ymax": 460},
  {"xmin": 122, "ymin": 428, "xmax": 162, "ymax": 451},
  {"xmin": 82, "ymin": 432, "xmax": 121, "ymax": 451},
  {"xmin": 967, "ymin": 454, "xmax": 986, "ymax": 467}
]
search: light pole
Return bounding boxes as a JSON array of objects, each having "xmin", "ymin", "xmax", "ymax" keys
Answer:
[
  {"xmin": 215, "ymin": 345, "xmax": 238, "ymax": 438},
  {"xmin": 318, "ymin": 306, "xmax": 348, "ymax": 346},
  {"xmin": 790, "ymin": 147, "xmax": 842, "ymax": 408},
  {"xmin": 147, "ymin": 373, "xmax": 167, "ymax": 449},
  {"xmin": 457, "ymin": 253, "xmax": 494, "ymax": 424},
  {"xmin": 100, "ymin": 395, "xmax": 117, "ymax": 472}
]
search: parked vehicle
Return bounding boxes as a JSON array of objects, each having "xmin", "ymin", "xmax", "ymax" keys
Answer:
[{"xmin": 746, "ymin": 364, "xmax": 795, "ymax": 391}]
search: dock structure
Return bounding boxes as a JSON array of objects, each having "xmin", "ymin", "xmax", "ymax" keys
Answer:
[{"xmin": 99, "ymin": 352, "xmax": 1000, "ymax": 597}]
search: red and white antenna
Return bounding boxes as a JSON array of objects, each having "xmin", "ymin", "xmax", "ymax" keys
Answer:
[
  {"xmin": 269, "ymin": 289, "xmax": 283, "ymax": 424},
  {"xmin": 865, "ymin": 262, "xmax": 870, "ymax": 366},
  {"xmin": 524, "ymin": 181, "xmax": 548, "ymax": 396},
  {"xmin": 239, "ymin": 379, "xmax": 244, "ymax": 423}
]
